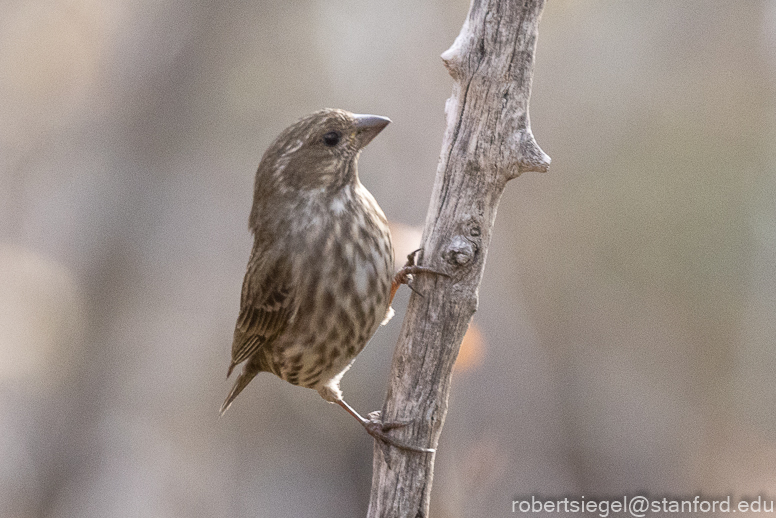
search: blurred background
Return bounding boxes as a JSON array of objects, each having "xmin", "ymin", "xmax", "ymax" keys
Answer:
[{"xmin": 1, "ymin": 0, "xmax": 775, "ymax": 516}]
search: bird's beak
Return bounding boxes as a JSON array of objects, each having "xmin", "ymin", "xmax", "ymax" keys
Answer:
[{"xmin": 353, "ymin": 114, "xmax": 391, "ymax": 148}]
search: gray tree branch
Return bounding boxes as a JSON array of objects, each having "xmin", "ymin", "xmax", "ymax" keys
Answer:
[{"xmin": 367, "ymin": 0, "xmax": 549, "ymax": 516}]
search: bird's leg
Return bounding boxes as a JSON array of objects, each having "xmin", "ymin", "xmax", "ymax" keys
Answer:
[
  {"xmin": 336, "ymin": 399, "xmax": 435, "ymax": 453},
  {"xmin": 389, "ymin": 249, "xmax": 450, "ymax": 304}
]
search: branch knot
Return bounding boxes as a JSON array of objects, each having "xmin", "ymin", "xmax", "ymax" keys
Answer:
[{"xmin": 444, "ymin": 235, "xmax": 476, "ymax": 267}]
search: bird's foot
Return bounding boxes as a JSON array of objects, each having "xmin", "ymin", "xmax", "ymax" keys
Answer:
[
  {"xmin": 337, "ymin": 400, "xmax": 434, "ymax": 454},
  {"xmin": 390, "ymin": 249, "xmax": 449, "ymax": 301},
  {"xmin": 367, "ymin": 410, "xmax": 412, "ymax": 432},
  {"xmin": 363, "ymin": 411, "xmax": 435, "ymax": 454}
]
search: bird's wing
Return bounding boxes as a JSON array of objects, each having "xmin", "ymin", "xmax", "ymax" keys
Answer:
[{"xmin": 229, "ymin": 256, "xmax": 294, "ymax": 375}]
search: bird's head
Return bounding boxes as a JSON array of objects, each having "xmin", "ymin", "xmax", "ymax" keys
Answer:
[{"xmin": 258, "ymin": 108, "xmax": 390, "ymax": 195}]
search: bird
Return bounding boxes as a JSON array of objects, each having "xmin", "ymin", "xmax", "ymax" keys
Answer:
[{"xmin": 221, "ymin": 108, "xmax": 439, "ymax": 453}]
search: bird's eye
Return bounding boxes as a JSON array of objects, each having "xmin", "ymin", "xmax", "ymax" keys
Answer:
[{"xmin": 322, "ymin": 131, "xmax": 341, "ymax": 147}]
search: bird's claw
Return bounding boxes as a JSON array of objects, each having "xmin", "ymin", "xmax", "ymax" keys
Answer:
[
  {"xmin": 368, "ymin": 411, "xmax": 413, "ymax": 432},
  {"xmin": 405, "ymin": 248, "xmax": 422, "ymax": 267},
  {"xmin": 393, "ymin": 264, "xmax": 449, "ymax": 296},
  {"xmin": 388, "ymin": 249, "xmax": 449, "ymax": 305},
  {"xmin": 394, "ymin": 248, "xmax": 449, "ymax": 289},
  {"xmin": 364, "ymin": 413, "xmax": 435, "ymax": 454}
]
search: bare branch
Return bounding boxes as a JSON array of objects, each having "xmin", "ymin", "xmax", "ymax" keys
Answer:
[{"xmin": 367, "ymin": 0, "xmax": 549, "ymax": 516}]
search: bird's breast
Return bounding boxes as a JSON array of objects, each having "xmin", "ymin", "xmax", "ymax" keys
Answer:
[{"xmin": 269, "ymin": 185, "xmax": 394, "ymax": 388}]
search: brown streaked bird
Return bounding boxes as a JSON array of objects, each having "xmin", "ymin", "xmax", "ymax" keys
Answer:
[{"xmin": 221, "ymin": 108, "xmax": 438, "ymax": 453}]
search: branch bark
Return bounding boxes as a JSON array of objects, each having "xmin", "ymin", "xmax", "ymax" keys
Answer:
[{"xmin": 367, "ymin": 0, "xmax": 549, "ymax": 516}]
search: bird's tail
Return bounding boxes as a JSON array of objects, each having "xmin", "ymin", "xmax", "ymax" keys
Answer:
[{"xmin": 219, "ymin": 370, "xmax": 258, "ymax": 416}]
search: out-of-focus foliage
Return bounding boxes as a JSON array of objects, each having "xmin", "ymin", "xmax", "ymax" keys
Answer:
[{"xmin": 1, "ymin": 1, "xmax": 775, "ymax": 516}]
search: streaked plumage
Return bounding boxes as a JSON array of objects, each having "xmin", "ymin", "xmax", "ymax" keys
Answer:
[{"xmin": 221, "ymin": 109, "xmax": 395, "ymax": 414}]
